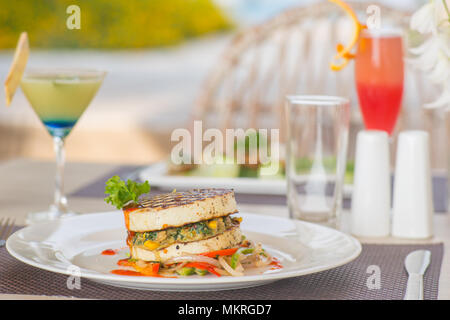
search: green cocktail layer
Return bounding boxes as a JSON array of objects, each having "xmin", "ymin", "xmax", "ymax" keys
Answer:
[{"xmin": 21, "ymin": 75, "xmax": 103, "ymax": 138}]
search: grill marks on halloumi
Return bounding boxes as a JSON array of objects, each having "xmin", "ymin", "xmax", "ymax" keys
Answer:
[{"xmin": 126, "ymin": 188, "xmax": 238, "ymax": 232}]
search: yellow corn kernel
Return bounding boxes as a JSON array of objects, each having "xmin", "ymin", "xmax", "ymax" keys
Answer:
[
  {"xmin": 144, "ymin": 240, "xmax": 159, "ymax": 250},
  {"xmin": 208, "ymin": 220, "xmax": 217, "ymax": 229}
]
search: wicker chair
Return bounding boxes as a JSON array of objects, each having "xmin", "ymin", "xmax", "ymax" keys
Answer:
[{"xmin": 192, "ymin": 1, "xmax": 448, "ymax": 168}]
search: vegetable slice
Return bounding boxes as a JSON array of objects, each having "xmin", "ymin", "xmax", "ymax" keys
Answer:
[
  {"xmin": 218, "ymin": 256, "xmax": 243, "ymax": 277},
  {"xmin": 164, "ymin": 254, "xmax": 220, "ymax": 267},
  {"xmin": 176, "ymin": 267, "xmax": 195, "ymax": 276},
  {"xmin": 133, "ymin": 262, "xmax": 160, "ymax": 276},
  {"xmin": 230, "ymin": 248, "xmax": 254, "ymax": 269},
  {"xmin": 195, "ymin": 268, "xmax": 209, "ymax": 276},
  {"xmin": 200, "ymin": 248, "xmax": 238, "ymax": 258},
  {"xmin": 184, "ymin": 262, "xmax": 221, "ymax": 277}
]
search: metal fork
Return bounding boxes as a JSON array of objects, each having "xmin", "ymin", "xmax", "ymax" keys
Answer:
[{"xmin": 0, "ymin": 217, "xmax": 15, "ymax": 247}]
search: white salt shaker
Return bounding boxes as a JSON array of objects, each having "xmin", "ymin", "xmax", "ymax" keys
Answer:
[
  {"xmin": 351, "ymin": 130, "xmax": 391, "ymax": 237},
  {"xmin": 392, "ymin": 130, "xmax": 433, "ymax": 239}
]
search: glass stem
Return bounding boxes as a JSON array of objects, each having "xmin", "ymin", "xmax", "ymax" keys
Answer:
[{"xmin": 53, "ymin": 136, "xmax": 68, "ymax": 215}]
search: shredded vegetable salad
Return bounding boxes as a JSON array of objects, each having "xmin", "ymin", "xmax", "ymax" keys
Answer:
[{"xmin": 114, "ymin": 240, "xmax": 280, "ymax": 277}]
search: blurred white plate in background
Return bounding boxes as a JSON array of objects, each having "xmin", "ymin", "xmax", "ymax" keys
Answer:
[{"xmin": 139, "ymin": 162, "xmax": 353, "ymax": 196}]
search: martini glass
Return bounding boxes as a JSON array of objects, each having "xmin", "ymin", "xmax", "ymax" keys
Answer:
[{"xmin": 20, "ymin": 68, "xmax": 106, "ymax": 224}]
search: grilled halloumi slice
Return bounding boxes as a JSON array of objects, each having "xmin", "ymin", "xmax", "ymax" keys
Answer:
[
  {"xmin": 125, "ymin": 189, "xmax": 238, "ymax": 232},
  {"xmin": 130, "ymin": 226, "xmax": 242, "ymax": 262}
]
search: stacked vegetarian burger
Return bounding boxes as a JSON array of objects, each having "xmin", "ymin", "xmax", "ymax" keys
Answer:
[
  {"xmin": 105, "ymin": 176, "xmax": 275, "ymax": 277},
  {"xmin": 125, "ymin": 188, "xmax": 243, "ymax": 263}
]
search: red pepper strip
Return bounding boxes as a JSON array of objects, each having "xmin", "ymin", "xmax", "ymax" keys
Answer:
[
  {"xmin": 206, "ymin": 268, "xmax": 221, "ymax": 277},
  {"xmin": 240, "ymin": 241, "xmax": 250, "ymax": 248},
  {"xmin": 152, "ymin": 263, "xmax": 160, "ymax": 274},
  {"xmin": 111, "ymin": 269, "xmax": 144, "ymax": 276},
  {"xmin": 184, "ymin": 262, "xmax": 221, "ymax": 277},
  {"xmin": 117, "ymin": 258, "xmax": 134, "ymax": 267},
  {"xmin": 134, "ymin": 262, "xmax": 161, "ymax": 276},
  {"xmin": 200, "ymin": 248, "xmax": 238, "ymax": 258}
]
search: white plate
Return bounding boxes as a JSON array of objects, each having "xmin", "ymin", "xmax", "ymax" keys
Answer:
[
  {"xmin": 6, "ymin": 211, "xmax": 361, "ymax": 292},
  {"xmin": 139, "ymin": 162, "xmax": 353, "ymax": 196}
]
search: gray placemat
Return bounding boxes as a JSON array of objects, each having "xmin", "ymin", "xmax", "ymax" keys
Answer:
[
  {"xmin": 69, "ymin": 165, "xmax": 449, "ymax": 212},
  {"xmin": 1, "ymin": 229, "xmax": 443, "ymax": 300}
]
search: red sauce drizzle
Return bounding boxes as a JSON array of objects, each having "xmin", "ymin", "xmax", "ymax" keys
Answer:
[
  {"xmin": 101, "ymin": 249, "xmax": 118, "ymax": 256},
  {"xmin": 117, "ymin": 258, "xmax": 134, "ymax": 267},
  {"xmin": 110, "ymin": 268, "xmax": 174, "ymax": 278},
  {"xmin": 269, "ymin": 257, "xmax": 283, "ymax": 270},
  {"xmin": 123, "ymin": 208, "xmax": 137, "ymax": 230},
  {"xmin": 110, "ymin": 269, "xmax": 144, "ymax": 276},
  {"xmin": 126, "ymin": 231, "xmax": 135, "ymax": 247}
]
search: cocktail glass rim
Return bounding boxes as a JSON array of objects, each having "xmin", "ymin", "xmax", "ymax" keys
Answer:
[
  {"xmin": 360, "ymin": 27, "xmax": 403, "ymax": 38},
  {"xmin": 22, "ymin": 68, "xmax": 107, "ymax": 79},
  {"xmin": 286, "ymin": 95, "xmax": 350, "ymax": 106}
]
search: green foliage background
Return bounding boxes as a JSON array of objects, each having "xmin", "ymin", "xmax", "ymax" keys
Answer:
[{"xmin": 0, "ymin": 0, "xmax": 232, "ymax": 49}]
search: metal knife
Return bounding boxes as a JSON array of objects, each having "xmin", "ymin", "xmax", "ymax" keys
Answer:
[{"xmin": 404, "ymin": 250, "xmax": 431, "ymax": 300}]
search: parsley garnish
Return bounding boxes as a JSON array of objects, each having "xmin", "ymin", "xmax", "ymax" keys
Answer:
[{"xmin": 104, "ymin": 175, "xmax": 150, "ymax": 209}]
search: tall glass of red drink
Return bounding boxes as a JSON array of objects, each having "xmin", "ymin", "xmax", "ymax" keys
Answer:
[{"xmin": 355, "ymin": 29, "xmax": 404, "ymax": 135}]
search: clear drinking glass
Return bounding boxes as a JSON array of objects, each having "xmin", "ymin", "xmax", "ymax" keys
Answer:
[{"xmin": 285, "ymin": 96, "xmax": 350, "ymax": 227}]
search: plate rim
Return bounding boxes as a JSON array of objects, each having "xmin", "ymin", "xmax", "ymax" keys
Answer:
[{"xmin": 6, "ymin": 211, "xmax": 361, "ymax": 286}]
